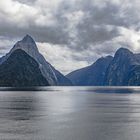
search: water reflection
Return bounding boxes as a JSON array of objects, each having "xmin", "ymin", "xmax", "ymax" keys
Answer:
[{"xmin": 0, "ymin": 88, "xmax": 140, "ymax": 140}]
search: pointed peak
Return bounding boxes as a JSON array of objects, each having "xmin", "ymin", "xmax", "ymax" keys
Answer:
[
  {"xmin": 9, "ymin": 34, "xmax": 39, "ymax": 58},
  {"xmin": 22, "ymin": 34, "xmax": 35, "ymax": 44}
]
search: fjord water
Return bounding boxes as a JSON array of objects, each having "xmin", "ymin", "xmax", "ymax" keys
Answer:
[{"xmin": 0, "ymin": 87, "xmax": 140, "ymax": 140}]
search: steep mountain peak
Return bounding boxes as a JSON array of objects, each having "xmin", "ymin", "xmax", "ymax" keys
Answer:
[
  {"xmin": 115, "ymin": 47, "xmax": 133, "ymax": 57},
  {"xmin": 9, "ymin": 35, "xmax": 58, "ymax": 85},
  {"xmin": 0, "ymin": 35, "xmax": 72, "ymax": 86},
  {"xmin": 10, "ymin": 35, "xmax": 39, "ymax": 57},
  {"xmin": 22, "ymin": 34, "xmax": 35, "ymax": 44}
]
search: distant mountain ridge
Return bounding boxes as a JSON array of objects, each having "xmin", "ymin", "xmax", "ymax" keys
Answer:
[
  {"xmin": 67, "ymin": 48, "xmax": 140, "ymax": 86},
  {"xmin": 0, "ymin": 35, "xmax": 72, "ymax": 87},
  {"xmin": 67, "ymin": 56, "xmax": 113, "ymax": 86},
  {"xmin": 0, "ymin": 35, "xmax": 140, "ymax": 87}
]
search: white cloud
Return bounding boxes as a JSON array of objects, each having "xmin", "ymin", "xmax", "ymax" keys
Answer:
[
  {"xmin": 115, "ymin": 27, "xmax": 140, "ymax": 52},
  {"xmin": 0, "ymin": 36, "xmax": 16, "ymax": 56},
  {"xmin": 0, "ymin": 0, "xmax": 38, "ymax": 27},
  {"xmin": 37, "ymin": 42, "xmax": 89, "ymax": 74}
]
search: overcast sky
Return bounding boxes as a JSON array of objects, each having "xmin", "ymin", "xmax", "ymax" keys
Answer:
[{"xmin": 1, "ymin": 0, "xmax": 140, "ymax": 74}]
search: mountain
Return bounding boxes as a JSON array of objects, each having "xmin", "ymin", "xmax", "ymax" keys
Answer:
[
  {"xmin": 67, "ymin": 48, "xmax": 140, "ymax": 86},
  {"xmin": 1, "ymin": 35, "xmax": 140, "ymax": 87},
  {"xmin": 0, "ymin": 49, "xmax": 49, "ymax": 87},
  {"xmin": 104, "ymin": 48, "xmax": 140, "ymax": 86},
  {"xmin": 0, "ymin": 35, "xmax": 72, "ymax": 86},
  {"xmin": 67, "ymin": 56, "xmax": 113, "ymax": 86}
]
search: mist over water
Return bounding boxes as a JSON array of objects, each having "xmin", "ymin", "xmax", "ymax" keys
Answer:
[{"xmin": 0, "ymin": 87, "xmax": 140, "ymax": 140}]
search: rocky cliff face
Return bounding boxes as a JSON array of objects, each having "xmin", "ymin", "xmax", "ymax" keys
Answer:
[
  {"xmin": 0, "ymin": 35, "xmax": 72, "ymax": 86},
  {"xmin": 67, "ymin": 48, "xmax": 140, "ymax": 86},
  {"xmin": 104, "ymin": 48, "xmax": 134, "ymax": 86},
  {"xmin": 126, "ymin": 65, "xmax": 140, "ymax": 86},
  {"xmin": 104, "ymin": 48, "xmax": 140, "ymax": 86},
  {"xmin": 0, "ymin": 49, "xmax": 49, "ymax": 87}
]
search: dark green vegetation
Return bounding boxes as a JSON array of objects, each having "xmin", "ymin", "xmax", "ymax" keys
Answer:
[
  {"xmin": 0, "ymin": 49, "xmax": 49, "ymax": 87},
  {"xmin": 0, "ymin": 35, "xmax": 72, "ymax": 87}
]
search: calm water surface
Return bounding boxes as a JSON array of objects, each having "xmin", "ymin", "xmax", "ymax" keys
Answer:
[{"xmin": 0, "ymin": 87, "xmax": 140, "ymax": 140}]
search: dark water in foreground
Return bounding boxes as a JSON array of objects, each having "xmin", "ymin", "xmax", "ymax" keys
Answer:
[{"xmin": 0, "ymin": 87, "xmax": 140, "ymax": 140}]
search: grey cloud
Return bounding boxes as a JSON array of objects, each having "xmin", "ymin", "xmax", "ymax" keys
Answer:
[
  {"xmin": 0, "ymin": 24, "xmax": 69, "ymax": 45},
  {"xmin": 13, "ymin": 0, "xmax": 37, "ymax": 5},
  {"xmin": 0, "ymin": 0, "xmax": 140, "ymax": 73},
  {"xmin": 0, "ymin": 0, "xmax": 138, "ymax": 45}
]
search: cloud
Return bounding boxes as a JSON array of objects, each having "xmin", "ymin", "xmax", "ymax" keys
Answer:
[
  {"xmin": 0, "ymin": 36, "xmax": 16, "ymax": 56},
  {"xmin": 37, "ymin": 42, "xmax": 89, "ymax": 74},
  {"xmin": 1, "ymin": 0, "xmax": 140, "ymax": 73}
]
